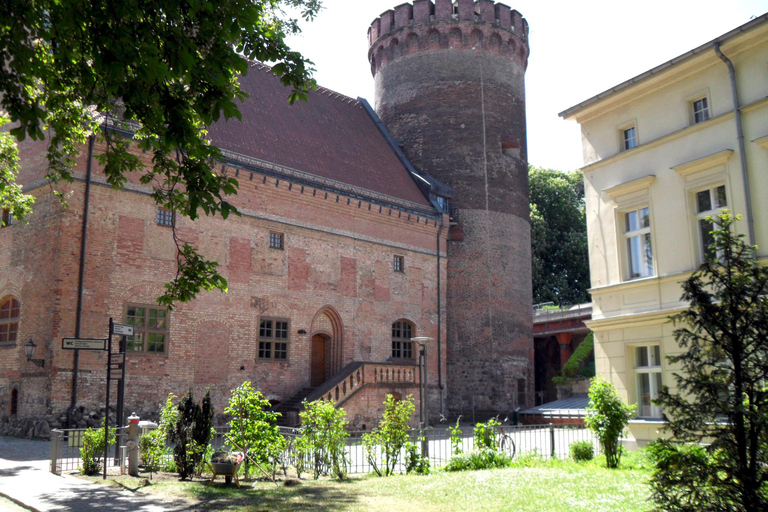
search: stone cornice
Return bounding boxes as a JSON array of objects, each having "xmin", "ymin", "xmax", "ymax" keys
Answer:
[
  {"xmin": 672, "ymin": 149, "xmax": 734, "ymax": 177},
  {"xmin": 604, "ymin": 175, "xmax": 655, "ymax": 199}
]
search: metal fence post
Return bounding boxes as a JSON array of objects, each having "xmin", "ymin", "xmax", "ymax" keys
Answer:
[
  {"xmin": 549, "ymin": 423, "xmax": 556, "ymax": 459},
  {"xmin": 50, "ymin": 429, "xmax": 63, "ymax": 475}
]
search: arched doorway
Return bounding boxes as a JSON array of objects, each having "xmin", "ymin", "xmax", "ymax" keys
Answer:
[
  {"xmin": 311, "ymin": 334, "xmax": 328, "ymax": 387},
  {"xmin": 310, "ymin": 307, "xmax": 344, "ymax": 386}
]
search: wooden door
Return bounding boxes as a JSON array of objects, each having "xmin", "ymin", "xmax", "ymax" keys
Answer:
[{"xmin": 311, "ymin": 335, "xmax": 326, "ymax": 387}]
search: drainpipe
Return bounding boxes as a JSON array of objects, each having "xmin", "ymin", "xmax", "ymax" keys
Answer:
[
  {"xmin": 68, "ymin": 135, "xmax": 94, "ymax": 426},
  {"xmin": 436, "ymin": 221, "xmax": 445, "ymax": 417},
  {"xmin": 714, "ymin": 42, "xmax": 755, "ymax": 247}
]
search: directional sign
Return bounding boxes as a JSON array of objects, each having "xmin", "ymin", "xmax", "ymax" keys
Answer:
[
  {"xmin": 62, "ymin": 338, "xmax": 108, "ymax": 350},
  {"xmin": 112, "ymin": 323, "xmax": 134, "ymax": 336}
]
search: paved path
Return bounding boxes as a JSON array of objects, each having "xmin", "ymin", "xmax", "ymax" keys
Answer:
[{"xmin": 0, "ymin": 436, "xmax": 193, "ymax": 512}]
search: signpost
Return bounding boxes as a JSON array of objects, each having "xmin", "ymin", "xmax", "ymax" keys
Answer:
[
  {"xmin": 61, "ymin": 318, "xmax": 132, "ymax": 479},
  {"xmin": 62, "ymin": 338, "xmax": 107, "ymax": 351}
]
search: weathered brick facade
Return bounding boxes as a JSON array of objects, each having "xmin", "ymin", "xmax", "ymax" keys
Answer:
[
  {"xmin": 1, "ymin": 0, "xmax": 533, "ymax": 434},
  {"xmin": 1, "ymin": 136, "xmax": 447, "ymax": 428},
  {"xmin": 368, "ymin": 0, "xmax": 533, "ymax": 417}
]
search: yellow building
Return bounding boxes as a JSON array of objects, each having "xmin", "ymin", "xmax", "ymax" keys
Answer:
[{"xmin": 560, "ymin": 14, "xmax": 768, "ymax": 447}]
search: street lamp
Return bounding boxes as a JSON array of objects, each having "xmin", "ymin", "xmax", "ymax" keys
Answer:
[
  {"xmin": 411, "ymin": 336, "xmax": 433, "ymax": 459},
  {"xmin": 410, "ymin": 337, "xmax": 433, "ymax": 428},
  {"xmin": 24, "ymin": 337, "xmax": 45, "ymax": 367}
]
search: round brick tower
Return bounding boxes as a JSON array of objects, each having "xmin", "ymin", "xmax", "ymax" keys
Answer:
[{"xmin": 368, "ymin": 0, "xmax": 533, "ymax": 418}]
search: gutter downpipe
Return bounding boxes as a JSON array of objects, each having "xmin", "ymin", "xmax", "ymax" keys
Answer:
[
  {"xmin": 436, "ymin": 221, "xmax": 445, "ymax": 417},
  {"xmin": 714, "ymin": 42, "xmax": 755, "ymax": 247},
  {"xmin": 68, "ymin": 134, "xmax": 94, "ymax": 427}
]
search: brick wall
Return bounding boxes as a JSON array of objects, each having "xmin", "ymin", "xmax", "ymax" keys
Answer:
[{"xmin": 1, "ymin": 141, "xmax": 448, "ymax": 427}]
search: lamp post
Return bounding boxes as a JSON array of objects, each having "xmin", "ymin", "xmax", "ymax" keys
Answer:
[
  {"xmin": 411, "ymin": 336, "xmax": 433, "ymax": 459},
  {"xmin": 24, "ymin": 338, "xmax": 45, "ymax": 367}
]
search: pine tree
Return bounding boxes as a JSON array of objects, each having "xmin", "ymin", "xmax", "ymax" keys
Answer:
[{"xmin": 651, "ymin": 212, "xmax": 768, "ymax": 511}]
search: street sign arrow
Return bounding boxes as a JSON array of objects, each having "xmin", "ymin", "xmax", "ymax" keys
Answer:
[
  {"xmin": 112, "ymin": 323, "xmax": 134, "ymax": 336},
  {"xmin": 62, "ymin": 338, "xmax": 108, "ymax": 350}
]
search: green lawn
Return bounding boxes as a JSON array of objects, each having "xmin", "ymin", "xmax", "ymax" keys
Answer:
[{"xmin": 87, "ymin": 455, "xmax": 653, "ymax": 512}]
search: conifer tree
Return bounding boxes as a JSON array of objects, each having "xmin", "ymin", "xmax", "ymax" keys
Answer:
[{"xmin": 651, "ymin": 212, "xmax": 768, "ymax": 512}]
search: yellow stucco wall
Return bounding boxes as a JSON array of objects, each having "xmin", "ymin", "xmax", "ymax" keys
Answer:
[{"xmin": 565, "ymin": 20, "xmax": 768, "ymax": 445}]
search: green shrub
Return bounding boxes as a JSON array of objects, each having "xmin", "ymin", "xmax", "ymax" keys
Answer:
[
  {"xmin": 447, "ymin": 417, "xmax": 463, "ymax": 455},
  {"xmin": 404, "ymin": 438, "xmax": 430, "ymax": 475},
  {"xmin": 444, "ymin": 449, "xmax": 512, "ymax": 472},
  {"xmin": 570, "ymin": 440, "xmax": 594, "ymax": 461},
  {"xmin": 80, "ymin": 419, "xmax": 116, "ymax": 476},
  {"xmin": 585, "ymin": 377, "xmax": 636, "ymax": 468},
  {"xmin": 474, "ymin": 418, "xmax": 501, "ymax": 451},
  {"xmin": 297, "ymin": 399, "xmax": 349, "ymax": 480},
  {"xmin": 362, "ymin": 394, "xmax": 415, "ymax": 476},
  {"xmin": 553, "ymin": 332, "xmax": 594, "ymax": 385},
  {"xmin": 225, "ymin": 381, "xmax": 284, "ymax": 480},
  {"xmin": 647, "ymin": 440, "xmax": 723, "ymax": 511},
  {"xmin": 139, "ymin": 429, "xmax": 165, "ymax": 473}
]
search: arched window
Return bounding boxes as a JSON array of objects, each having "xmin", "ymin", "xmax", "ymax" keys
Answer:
[
  {"xmin": 10, "ymin": 388, "xmax": 18, "ymax": 415},
  {"xmin": 0, "ymin": 297, "xmax": 20, "ymax": 347},
  {"xmin": 391, "ymin": 320, "xmax": 414, "ymax": 359}
]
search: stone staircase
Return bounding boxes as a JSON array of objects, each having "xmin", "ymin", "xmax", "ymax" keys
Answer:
[{"xmin": 271, "ymin": 387, "xmax": 315, "ymax": 426}]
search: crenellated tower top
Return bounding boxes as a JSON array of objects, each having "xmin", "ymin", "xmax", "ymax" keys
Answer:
[{"xmin": 367, "ymin": 0, "xmax": 529, "ymax": 76}]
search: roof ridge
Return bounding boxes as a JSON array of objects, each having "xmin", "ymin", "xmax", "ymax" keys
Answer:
[{"xmin": 246, "ymin": 59, "xmax": 360, "ymax": 107}]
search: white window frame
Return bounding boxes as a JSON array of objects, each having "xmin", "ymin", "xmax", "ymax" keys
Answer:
[
  {"xmin": 616, "ymin": 119, "xmax": 638, "ymax": 153},
  {"xmin": 634, "ymin": 344, "xmax": 663, "ymax": 419},
  {"xmin": 692, "ymin": 97, "xmax": 710, "ymax": 124},
  {"xmin": 694, "ymin": 184, "xmax": 728, "ymax": 261},
  {"xmin": 604, "ymin": 175, "xmax": 657, "ymax": 283},
  {"xmin": 622, "ymin": 206, "xmax": 654, "ymax": 280},
  {"xmin": 673, "ymin": 149, "xmax": 734, "ymax": 268},
  {"xmin": 685, "ymin": 88, "xmax": 712, "ymax": 126}
]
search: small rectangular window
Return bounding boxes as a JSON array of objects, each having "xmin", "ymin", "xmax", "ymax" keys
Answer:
[
  {"xmin": 695, "ymin": 185, "xmax": 727, "ymax": 260},
  {"xmin": 623, "ymin": 127, "xmax": 637, "ymax": 150},
  {"xmin": 692, "ymin": 97, "xmax": 710, "ymax": 124},
  {"xmin": 635, "ymin": 345, "xmax": 663, "ymax": 418},
  {"xmin": 269, "ymin": 232, "xmax": 284, "ymax": 250},
  {"xmin": 124, "ymin": 304, "xmax": 169, "ymax": 353},
  {"xmin": 623, "ymin": 207, "xmax": 653, "ymax": 280},
  {"xmin": 394, "ymin": 255, "xmax": 404, "ymax": 273},
  {"xmin": 156, "ymin": 208, "xmax": 174, "ymax": 227},
  {"xmin": 258, "ymin": 317, "xmax": 290, "ymax": 361}
]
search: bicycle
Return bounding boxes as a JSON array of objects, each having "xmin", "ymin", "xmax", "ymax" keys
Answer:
[{"xmin": 498, "ymin": 427, "xmax": 516, "ymax": 460}]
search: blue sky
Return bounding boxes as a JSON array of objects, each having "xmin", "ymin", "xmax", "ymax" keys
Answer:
[{"xmin": 287, "ymin": 0, "xmax": 767, "ymax": 172}]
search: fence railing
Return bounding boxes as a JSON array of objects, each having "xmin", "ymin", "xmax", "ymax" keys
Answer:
[
  {"xmin": 50, "ymin": 427, "xmax": 127, "ymax": 475},
  {"xmin": 51, "ymin": 423, "xmax": 598, "ymax": 476}
]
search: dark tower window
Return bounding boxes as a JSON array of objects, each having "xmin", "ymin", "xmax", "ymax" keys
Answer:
[
  {"xmin": 11, "ymin": 388, "xmax": 18, "ymax": 415},
  {"xmin": 0, "ymin": 296, "xmax": 20, "ymax": 347},
  {"xmin": 391, "ymin": 320, "xmax": 414, "ymax": 359}
]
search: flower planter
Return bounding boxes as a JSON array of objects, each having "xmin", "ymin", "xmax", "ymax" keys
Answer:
[{"xmin": 209, "ymin": 451, "xmax": 243, "ymax": 486}]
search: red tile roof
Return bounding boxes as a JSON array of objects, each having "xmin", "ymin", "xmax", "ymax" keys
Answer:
[{"xmin": 207, "ymin": 63, "xmax": 430, "ymax": 207}]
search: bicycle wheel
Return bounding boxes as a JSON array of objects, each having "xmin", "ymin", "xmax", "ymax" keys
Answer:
[{"xmin": 499, "ymin": 434, "xmax": 516, "ymax": 460}]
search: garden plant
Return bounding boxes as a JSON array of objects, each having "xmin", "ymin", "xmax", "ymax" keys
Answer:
[
  {"xmin": 362, "ymin": 394, "xmax": 415, "ymax": 476},
  {"xmin": 224, "ymin": 381, "xmax": 284, "ymax": 480},
  {"xmin": 585, "ymin": 377, "xmax": 635, "ymax": 468},
  {"xmin": 297, "ymin": 398, "xmax": 349, "ymax": 480},
  {"xmin": 80, "ymin": 419, "xmax": 116, "ymax": 476}
]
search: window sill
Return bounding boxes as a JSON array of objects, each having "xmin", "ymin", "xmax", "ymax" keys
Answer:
[
  {"xmin": 126, "ymin": 351, "xmax": 169, "ymax": 357},
  {"xmin": 629, "ymin": 418, "xmax": 666, "ymax": 425},
  {"xmin": 256, "ymin": 358, "xmax": 289, "ymax": 364},
  {"xmin": 0, "ymin": 342, "xmax": 17, "ymax": 348}
]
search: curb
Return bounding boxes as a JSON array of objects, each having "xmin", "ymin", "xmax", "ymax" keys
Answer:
[{"xmin": 0, "ymin": 491, "xmax": 41, "ymax": 512}]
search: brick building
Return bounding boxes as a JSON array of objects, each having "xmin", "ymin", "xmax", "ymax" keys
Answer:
[{"xmin": 1, "ymin": 0, "xmax": 532, "ymax": 433}]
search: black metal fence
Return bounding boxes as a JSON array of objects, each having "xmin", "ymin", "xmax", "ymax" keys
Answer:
[{"xmin": 51, "ymin": 423, "xmax": 598, "ymax": 476}]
